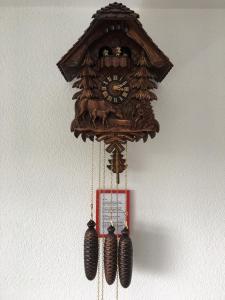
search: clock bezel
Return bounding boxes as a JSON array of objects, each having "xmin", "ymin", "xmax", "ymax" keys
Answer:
[{"xmin": 100, "ymin": 74, "xmax": 130, "ymax": 104}]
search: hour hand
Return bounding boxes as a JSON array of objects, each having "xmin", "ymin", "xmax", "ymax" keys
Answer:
[{"xmin": 112, "ymin": 85, "xmax": 123, "ymax": 91}]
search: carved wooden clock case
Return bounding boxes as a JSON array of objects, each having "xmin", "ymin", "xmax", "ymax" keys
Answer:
[{"xmin": 57, "ymin": 2, "xmax": 173, "ymax": 180}]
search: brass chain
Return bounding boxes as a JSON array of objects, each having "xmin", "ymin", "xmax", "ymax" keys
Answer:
[
  {"xmin": 97, "ymin": 238, "xmax": 100, "ymax": 300},
  {"xmin": 125, "ymin": 143, "xmax": 128, "ymax": 228},
  {"xmin": 103, "ymin": 143, "xmax": 106, "ymax": 191},
  {"xmin": 97, "ymin": 142, "xmax": 101, "ymax": 300},
  {"xmin": 97, "ymin": 142, "xmax": 107, "ymax": 300},
  {"xmin": 101, "ymin": 238, "xmax": 104, "ymax": 300},
  {"xmin": 91, "ymin": 141, "xmax": 94, "ymax": 220},
  {"xmin": 98, "ymin": 141, "xmax": 102, "ymax": 190},
  {"xmin": 110, "ymin": 165, "xmax": 113, "ymax": 225},
  {"xmin": 116, "ymin": 151, "xmax": 119, "ymax": 300},
  {"xmin": 116, "ymin": 269, "xmax": 119, "ymax": 300},
  {"xmin": 101, "ymin": 143, "xmax": 105, "ymax": 300},
  {"xmin": 116, "ymin": 151, "xmax": 119, "ymax": 236}
]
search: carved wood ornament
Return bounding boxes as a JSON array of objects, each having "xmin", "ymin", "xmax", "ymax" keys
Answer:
[{"xmin": 57, "ymin": 2, "xmax": 173, "ymax": 184}]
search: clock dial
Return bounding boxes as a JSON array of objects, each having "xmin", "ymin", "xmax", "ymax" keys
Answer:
[{"xmin": 101, "ymin": 74, "xmax": 130, "ymax": 104}]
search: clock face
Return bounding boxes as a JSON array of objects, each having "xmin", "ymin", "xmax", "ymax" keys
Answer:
[{"xmin": 101, "ymin": 74, "xmax": 130, "ymax": 104}]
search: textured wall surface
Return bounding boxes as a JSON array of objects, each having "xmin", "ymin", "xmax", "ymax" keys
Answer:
[{"xmin": 0, "ymin": 3, "xmax": 225, "ymax": 300}]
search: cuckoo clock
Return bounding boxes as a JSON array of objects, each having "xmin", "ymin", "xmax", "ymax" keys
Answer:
[{"xmin": 57, "ymin": 2, "xmax": 173, "ymax": 294}]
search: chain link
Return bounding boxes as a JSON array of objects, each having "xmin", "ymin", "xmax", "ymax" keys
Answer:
[
  {"xmin": 110, "ymin": 165, "xmax": 113, "ymax": 225},
  {"xmin": 97, "ymin": 238, "xmax": 100, "ymax": 300},
  {"xmin": 125, "ymin": 143, "xmax": 128, "ymax": 228},
  {"xmin": 116, "ymin": 151, "xmax": 119, "ymax": 300},
  {"xmin": 101, "ymin": 238, "xmax": 104, "ymax": 300},
  {"xmin": 90, "ymin": 141, "xmax": 94, "ymax": 220},
  {"xmin": 98, "ymin": 141, "xmax": 102, "ymax": 189}
]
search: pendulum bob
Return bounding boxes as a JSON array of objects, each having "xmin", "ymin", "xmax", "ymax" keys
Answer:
[
  {"xmin": 84, "ymin": 220, "xmax": 99, "ymax": 280},
  {"xmin": 104, "ymin": 225, "xmax": 118, "ymax": 285},
  {"xmin": 118, "ymin": 227, "xmax": 133, "ymax": 288}
]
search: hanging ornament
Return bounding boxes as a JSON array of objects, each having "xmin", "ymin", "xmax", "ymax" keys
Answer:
[
  {"xmin": 84, "ymin": 219, "xmax": 99, "ymax": 280},
  {"xmin": 104, "ymin": 224, "xmax": 118, "ymax": 285},
  {"xmin": 118, "ymin": 227, "xmax": 133, "ymax": 288}
]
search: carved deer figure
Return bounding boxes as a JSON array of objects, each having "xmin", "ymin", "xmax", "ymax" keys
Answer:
[
  {"xmin": 91, "ymin": 107, "xmax": 123, "ymax": 128},
  {"xmin": 76, "ymin": 99, "xmax": 122, "ymax": 127}
]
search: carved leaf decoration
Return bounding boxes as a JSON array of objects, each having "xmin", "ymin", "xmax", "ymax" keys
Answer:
[
  {"xmin": 132, "ymin": 89, "xmax": 157, "ymax": 101},
  {"xmin": 72, "ymin": 91, "xmax": 81, "ymax": 100},
  {"xmin": 132, "ymin": 66, "xmax": 152, "ymax": 78},
  {"xmin": 143, "ymin": 133, "xmax": 148, "ymax": 142},
  {"xmin": 81, "ymin": 53, "xmax": 95, "ymax": 66},
  {"xmin": 82, "ymin": 133, "xmax": 87, "ymax": 141},
  {"xmin": 131, "ymin": 78, "xmax": 157, "ymax": 89},
  {"xmin": 78, "ymin": 67, "xmax": 96, "ymax": 78},
  {"xmin": 107, "ymin": 150, "xmax": 127, "ymax": 174},
  {"xmin": 137, "ymin": 52, "xmax": 150, "ymax": 67},
  {"xmin": 73, "ymin": 78, "xmax": 98, "ymax": 89},
  {"xmin": 73, "ymin": 89, "xmax": 99, "ymax": 100}
]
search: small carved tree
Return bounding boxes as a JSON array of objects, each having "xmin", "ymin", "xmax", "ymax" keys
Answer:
[
  {"xmin": 71, "ymin": 53, "xmax": 100, "ymax": 129},
  {"xmin": 130, "ymin": 52, "xmax": 158, "ymax": 131},
  {"xmin": 72, "ymin": 53, "xmax": 99, "ymax": 101},
  {"xmin": 130, "ymin": 52, "xmax": 157, "ymax": 103}
]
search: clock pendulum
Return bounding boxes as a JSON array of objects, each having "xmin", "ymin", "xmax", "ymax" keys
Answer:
[{"xmin": 57, "ymin": 2, "xmax": 173, "ymax": 298}]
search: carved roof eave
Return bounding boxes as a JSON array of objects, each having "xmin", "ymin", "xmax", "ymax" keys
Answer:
[{"xmin": 57, "ymin": 18, "xmax": 173, "ymax": 83}]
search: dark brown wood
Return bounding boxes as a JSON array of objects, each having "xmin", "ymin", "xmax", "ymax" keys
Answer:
[
  {"xmin": 57, "ymin": 3, "xmax": 173, "ymax": 82},
  {"xmin": 84, "ymin": 220, "xmax": 99, "ymax": 280},
  {"xmin": 104, "ymin": 225, "xmax": 118, "ymax": 285},
  {"xmin": 57, "ymin": 2, "xmax": 173, "ymax": 175},
  {"xmin": 118, "ymin": 227, "xmax": 133, "ymax": 288}
]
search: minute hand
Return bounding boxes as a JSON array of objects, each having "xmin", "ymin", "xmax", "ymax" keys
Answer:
[{"xmin": 118, "ymin": 81, "xmax": 127, "ymax": 88}]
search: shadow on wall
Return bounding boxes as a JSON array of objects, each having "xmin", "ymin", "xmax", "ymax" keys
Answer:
[
  {"xmin": 133, "ymin": 223, "xmax": 175, "ymax": 274},
  {"xmin": 130, "ymin": 191, "xmax": 177, "ymax": 274}
]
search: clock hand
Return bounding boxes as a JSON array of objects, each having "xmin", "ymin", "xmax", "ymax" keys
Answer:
[
  {"xmin": 112, "ymin": 85, "xmax": 123, "ymax": 91},
  {"xmin": 119, "ymin": 81, "xmax": 127, "ymax": 88}
]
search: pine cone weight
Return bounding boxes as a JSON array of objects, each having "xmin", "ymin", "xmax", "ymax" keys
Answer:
[
  {"xmin": 84, "ymin": 220, "xmax": 99, "ymax": 280},
  {"xmin": 118, "ymin": 227, "xmax": 133, "ymax": 288},
  {"xmin": 104, "ymin": 225, "xmax": 118, "ymax": 285}
]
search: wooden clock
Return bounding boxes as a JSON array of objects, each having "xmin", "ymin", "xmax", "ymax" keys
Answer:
[
  {"xmin": 57, "ymin": 2, "xmax": 173, "ymax": 181},
  {"xmin": 57, "ymin": 2, "xmax": 173, "ymax": 291}
]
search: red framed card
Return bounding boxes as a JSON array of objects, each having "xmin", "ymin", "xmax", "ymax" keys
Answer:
[{"xmin": 96, "ymin": 189, "xmax": 130, "ymax": 238}]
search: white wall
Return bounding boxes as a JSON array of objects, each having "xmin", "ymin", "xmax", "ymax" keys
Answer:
[{"xmin": 0, "ymin": 3, "xmax": 225, "ymax": 300}]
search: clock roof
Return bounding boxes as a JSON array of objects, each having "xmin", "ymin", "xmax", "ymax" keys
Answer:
[{"xmin": 57, "ymin": 2, "xmax": 173, "ymax": 83}]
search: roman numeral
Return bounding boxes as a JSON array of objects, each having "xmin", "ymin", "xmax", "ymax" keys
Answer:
[
  {"xmin": 103, "ymin": 91, "xmax": 108, "ymax": 97},
  {"xmin": 107, "ymin": 76, "xmax": 112, "ymax": 82},
  {"xmin": 113, "ymin": 74, "xmax": 118, "ymax": 80}
]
